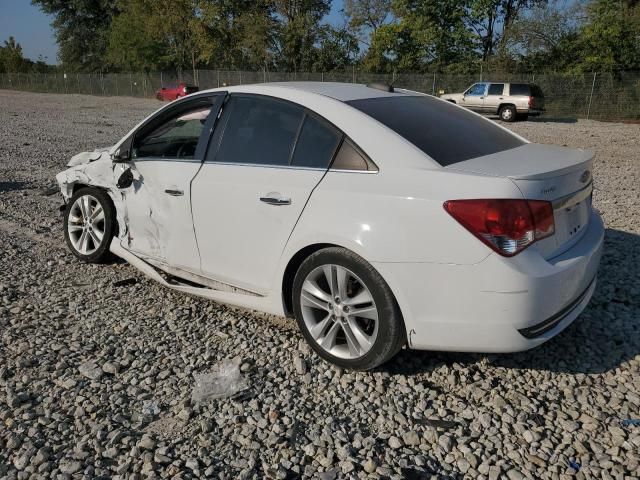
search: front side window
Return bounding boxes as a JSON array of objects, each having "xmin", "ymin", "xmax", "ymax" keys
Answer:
[
  {"xmin": 214, "ymin": 95, "xmax": 304, "ymax": 166},
  {"xmin": 133, "ymin": 105, "xmax": 211, "ymax": 159},
  {"xmin": 466, "ymin": 83, "xmax": 486, "ymax": 96},
  {"xmin": 488, "ymin": 83, "xmax": 505, "ymax": 96},
  {"xmin": 290, "ymin": 114, "xmax": 342, "ymax": 168}
]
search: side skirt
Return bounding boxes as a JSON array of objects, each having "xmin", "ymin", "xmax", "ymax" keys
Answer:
[{"xmin": 109, "ymin": 239, "xmax": 277, "ymax": 314}]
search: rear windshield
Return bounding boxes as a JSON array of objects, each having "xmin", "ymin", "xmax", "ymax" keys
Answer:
[
  {"xmin": 346, "ymin": 95, "xmax": 525, "ymax": 166},
  {"xmin": 530, "ymin": 84, "xmax": 544, "ymax": 98}
]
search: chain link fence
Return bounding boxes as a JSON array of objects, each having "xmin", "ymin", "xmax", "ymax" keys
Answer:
[{"xmin": 1, "ymin": 69, "xmax": 639, "ymax": 121}]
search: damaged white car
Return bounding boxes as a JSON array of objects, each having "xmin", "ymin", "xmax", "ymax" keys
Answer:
[{"xmin": 57, "ymin": 82, "xmax": 604, "ymax": 370}]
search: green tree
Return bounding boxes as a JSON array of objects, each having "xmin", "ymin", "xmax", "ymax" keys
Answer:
[
  {"xmin": 466, "ymin": 0, "xmax": 548, "ymax": 61},
  {"xmin": 344, "ymin": 0, "xmax": 392, "ymax": 45},
  {"xmin": 364, "ymin": 0, "xmax": 474, "ymax": 72},
  {"xmin": 0, "ymin": 37, "xmax": 28, "ymax": 72},
  {"xmin": 272, "ymin": 0, "xmax": 331, "ymax": 71},
  {"xmin": 578, "ymin": 0, "xmax": 640, "ymax": 70},
  {"xmin": 314, "ymin": 25, "xmax": 359, "ymax": 71},
  {"xmin": 106, "ymin": 0, "xmax": 164, "ymax": 71},
  {"xmin": 32, "ymin": 0, "xmax": 119, "ymax": 71}
]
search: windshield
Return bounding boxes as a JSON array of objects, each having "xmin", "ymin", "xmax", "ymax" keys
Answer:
[{"xmin": 346, "ymin": 95, "xmax": 525, "ymax": 166}]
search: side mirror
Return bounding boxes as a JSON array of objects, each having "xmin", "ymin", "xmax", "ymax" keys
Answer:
[
  {"xmin": 111, "ymin": 137, "xmax": 132, "ymax": 163},
  {"xmin": 111, "ymin": 149, "xmax": 130, "ymax": 163}
]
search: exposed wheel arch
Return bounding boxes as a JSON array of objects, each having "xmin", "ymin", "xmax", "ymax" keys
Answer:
[
  {"xmin": 70, "ymin": 184, "xmax": 119, "ymax": 237},
  {"xmin": 282, "ymin": 243, "xmax": 338, "ymax": 317},
  {"xmin": 281, "ymin": 244, "xmax": 406, "ymax": 332}
]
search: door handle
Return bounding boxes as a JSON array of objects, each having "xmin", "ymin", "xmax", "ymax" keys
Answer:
[
  {"xmin": 260, "ymin": 194, "xmax": 291, "ymax": 206},
  {"xmin": 165, "ymin": 189, "xmax": 184, "ymax": 196}
]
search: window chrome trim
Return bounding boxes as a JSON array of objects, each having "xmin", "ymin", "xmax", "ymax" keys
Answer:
[
  {"xmin": 328, "ymin": 168, "xmax": 379, "ymax": 174},
  {"xmin": 200, "ymin": 161, "xmax": 327, "ymax": 172}
]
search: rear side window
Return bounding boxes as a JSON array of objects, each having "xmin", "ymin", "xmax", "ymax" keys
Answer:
[
  {"xmin": 346, "ymin": 95, "xmax": 524, "ymax": 166},
  {"xmin": 291, "ymin": 114, "xmax": 342, "ymax": 168},
  {"xmin": 214, "ymin": 95, "xmax": 304, "ymax": 166},
  {"xmin": 509, "ymin": 84, "xmax": 530, "ymax": 96},
  {"xmin": 331, "ymin": 139, "xmax": 377, "ymax": 171},
  {"xmin": 488, "ymin": 84, "xmax": 504, "ymax": 95}
]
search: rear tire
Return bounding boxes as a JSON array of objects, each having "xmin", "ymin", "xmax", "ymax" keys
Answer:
[
  {"xmin": 499, "ymin": 105, "xmax": 517, "ymax": 122},
  {"xmin": 292, "ymin": 247, "xmax": 405, "ymax": 370},
  {"xmin": 63, "ymin": 187, "xmax": 115, "ymax": 263}
]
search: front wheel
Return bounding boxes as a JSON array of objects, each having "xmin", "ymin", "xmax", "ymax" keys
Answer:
[
  {"xmin": 292, "ymin": 248, "xmax": 405, "ymax": 370},
  {"xmin": 63, "ymin": 187, "xmax": 115, "ymax": 263}
]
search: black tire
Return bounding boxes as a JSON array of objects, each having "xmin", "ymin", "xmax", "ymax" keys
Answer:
[
  {"xmin": 292, "ymin": 247, "xmax": 405, "ymax": 370},
  {"xmin": 63, "ymin": 186, "xmax": 116, "ymax": 263},
  {"xmin": 499, "ymin": 105, "xmax": 517, "ymax": 122}
]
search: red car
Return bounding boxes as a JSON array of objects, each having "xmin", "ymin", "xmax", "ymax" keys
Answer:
[{"xmin": 155, "ymin": 83, "xmax": 199, "ymax": 101}]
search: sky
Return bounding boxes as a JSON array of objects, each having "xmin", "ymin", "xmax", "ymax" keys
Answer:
[
  {"xmin": 1, "ymin": 0, "xmax": 58, "ymax": 63},
  {"xmin": 1, "ymin": 0, "xmax": 347, "ymax": 65}
]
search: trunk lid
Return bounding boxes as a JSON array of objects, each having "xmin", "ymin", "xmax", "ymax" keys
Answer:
[{"xmin": 448, "ymin": 143, "xmax": 594, "ymax": 258}]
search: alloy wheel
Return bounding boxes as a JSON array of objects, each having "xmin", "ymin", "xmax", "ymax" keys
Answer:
[
  {"xmin": 299, "ymin": 264, "xmax": 379, "ymax": 360},
  {"xmin": 67, "ymin": 194, "xmax": 106, "ymax": 255}
]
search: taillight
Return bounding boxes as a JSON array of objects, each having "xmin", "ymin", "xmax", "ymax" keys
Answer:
[
  {"xmin": 528, "ymin": 96, "xmax": 533, "ymax": 108},
  {"xmin": 443, "ymin": 199, "xmax": 555, "ymax": 256},
  {"xmin": 183, "ymin": 86, "xmax": 188, "ymax": 93}
]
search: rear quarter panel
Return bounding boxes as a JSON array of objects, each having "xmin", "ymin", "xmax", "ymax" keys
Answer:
[{"xmin": 283, "ymin": 167, "xmax": 523, "ymax": 266}]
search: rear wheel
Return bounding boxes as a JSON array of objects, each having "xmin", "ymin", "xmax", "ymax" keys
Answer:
[
  {"xmin": 499, "ymin": 105, "xmax": 517, "ymax": 122},
  {"xmin": 292, "ymin": 247, "xmax": 405, "ymax": 370},
  {"xmin": 63, "ymin": 187, "xmax": 115, "ymax": 263}
]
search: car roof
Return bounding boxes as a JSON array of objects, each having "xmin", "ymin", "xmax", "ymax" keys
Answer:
[{"xmin": 200, "ymin": 82, "xmax": 414, "ymax": 102}]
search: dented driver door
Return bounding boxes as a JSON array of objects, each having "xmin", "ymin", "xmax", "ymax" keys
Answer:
[{"xmin": 119, "ymin": 94, "xmax": 225, "ymax": 272}]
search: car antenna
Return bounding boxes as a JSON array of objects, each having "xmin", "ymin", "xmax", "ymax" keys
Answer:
[{"xmin": 366, "ymin": 82, "xmax": 395, "ymax": 93}]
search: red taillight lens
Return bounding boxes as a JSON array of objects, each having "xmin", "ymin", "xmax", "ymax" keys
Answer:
[
  {"xmin": 528, "ymin": 96, "xmax": 533, "ymax": 108},
  {"xmin": 443, "ymin": 199, "xmax": 555, "ymax": 256}
]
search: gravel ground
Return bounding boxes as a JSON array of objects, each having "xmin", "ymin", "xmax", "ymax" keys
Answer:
[{"xmin": 0, "ymin": 90, "xmax": 639, "ymax": 480}]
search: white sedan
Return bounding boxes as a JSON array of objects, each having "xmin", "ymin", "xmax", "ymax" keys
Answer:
[{"xmin": 56, "ymin": 82, "xmax": 604, "ymax": 370}]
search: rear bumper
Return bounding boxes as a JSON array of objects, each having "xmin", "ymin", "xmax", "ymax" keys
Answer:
[
  {"xmin": 374, "ymin": 210, "xmax": 604, "ymax": 353},
  {"xmin": 516, "ymin": 107, "xmax": 544, "ymax": 115}
]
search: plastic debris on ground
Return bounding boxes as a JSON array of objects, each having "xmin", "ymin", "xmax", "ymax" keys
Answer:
[
  {"xmin": 192, "ymin": 360, "xmax": 249, "ymax": 404},
  {"xmin": 113, "ymin": 277, "xmax": 137, "ymax": 287},
  {"xmin": 621, "ymin": 418, "xmax": 640, "ymax": 427},
  {"xmin": 142, "ymin": 400, "xmax": 160, "ymax": 415},
  {"xmin": 568, "ymin": 459, "xmax": 581, "ymax": 471}
]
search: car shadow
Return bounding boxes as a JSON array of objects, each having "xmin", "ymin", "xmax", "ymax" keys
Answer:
[
  {"xmin": 381, "ymin": 227, "xmax": 639, "ymax": 376},
  {"xmin": 0, "ymin": 181, "xmax": 29, "ymax": 193},
  {"xmin": 529, "ymin": 116, "xmax": 578, "ymax": 124}
]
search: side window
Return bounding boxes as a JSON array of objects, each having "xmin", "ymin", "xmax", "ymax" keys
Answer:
[
  {"xmin": 133, "ymin": 105, "xmax": 212, "ymax": 159},
  {"xmin": 290, "ymin": 114, "xmax": 342, "ymax": 168},
  {"xmin": 214, "ymin": 96, "xmax": 304, "ymax": 166},
  {"xmin": 509, "ymin": 84, "xmax": 530, "ymax": 96},
  {"xmin": 488, "ymin": 83, "xmax": 504, "ymax": 96},
  {"xmin": 466, "ymin": 84, "xmax": 486, "ymax": 96},
  {"xmin": 331, "ymin": 139, "xmax": 377, "ymax": 172}
]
